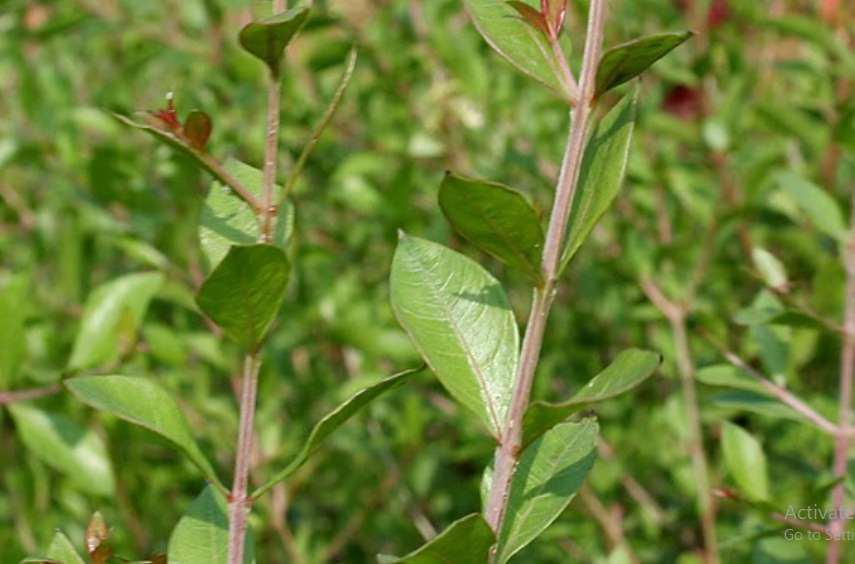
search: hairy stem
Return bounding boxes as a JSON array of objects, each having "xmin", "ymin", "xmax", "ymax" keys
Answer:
[
  {"xmin": 483, "ymin": 0, "xmax": 607, "ymax": 545},
  {"xmin": 227, "ymin": 352, "xmax": 262, "ymax": 564},
  {"xmin": 827, "ymin": 182, "xmax": 855, "ymax": 564}
]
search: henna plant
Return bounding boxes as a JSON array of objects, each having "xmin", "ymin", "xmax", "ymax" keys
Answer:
[
  {"xmin": 20, "ymin": 4, "xmax": 420, "ymax": 564},
  {"xmin": 382, "ymin": 0, "xmax": 691, "ymax": 561}
]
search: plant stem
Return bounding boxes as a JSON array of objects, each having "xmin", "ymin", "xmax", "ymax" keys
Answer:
[
  {"xmin": 227, "ymin": 352, "xmax": 262, "ymax": 564},
  {"xmin": 827, "ymin": 183, "xmax": 855, "ymax": 564},
  {"xmin": 260, "ymin": 74, "xmax": 282, "ymax": 242},
  {"xmin": 0, "ymin": 383, "xmax": 63, "ymax": 405},
  {"xmin": 483, "ymin": 0, "xmax": 607, "ymax": 543}
]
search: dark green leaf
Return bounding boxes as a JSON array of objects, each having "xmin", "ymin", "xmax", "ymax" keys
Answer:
[
  {"xmin": 595, "ymin": 32, "xmax": 693, "ymax": 97},
  {"xmin": 65, "ymin": 375, "xmax": 225, "ymax": 492},
  {"xmin": 522, "ymin": 349, "xmax": 660, "ymax": 448},
  {"xmin": 9, "ymin": 405, "xmax": 115, "ymax": 496},
  {"xmin": 496, "ymin": 420, "xmax": 598, "ymax": 563},
  {"xmin": 199, "ymin": 159, "xmax": 295, "ymax": 269},
  {"xmin": 167, "ymin": 486, "xmax": 255, "ymax": 564},
  {"xmin": 439, "ymin": 173, "xmax": 544, "ymax": 285},
  {"xmin": 462, "ymin": 0, "xmax": 574, "ymax": 102},
  {"xmin": 238, "ymin": 7, "xmax": 310, "ymax": 74},
  {"xmin": 68, "ymin": 272, "xmax": 163, "ymax": 371},
  {"xmin": 559, "ymin": 89, "xmax": 637, "ymax": 272},
  {"xmin": 377, "ymin": 514, "xmax": 494, "ymax": 564},
  {"xmin": 195, "ymin": 245, "xmax": 290, "ymax": 351},
  {"xmin": 254, "ymin": 367, "xmax": 418, "ymax": 498},
  {"xmin": 390, "ymin": 235, "xmax": 519, "ymax": 437}
]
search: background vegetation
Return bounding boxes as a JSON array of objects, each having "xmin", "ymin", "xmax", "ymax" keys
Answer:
[{"xmin": 1, "ymin": 0, "xmax": 854, "ymax": 562}]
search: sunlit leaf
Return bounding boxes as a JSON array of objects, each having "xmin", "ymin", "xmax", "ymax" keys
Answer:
[
  {"xmin": 721, "ymin": 421, "xmax": 770, "ymax": 502},
  {"xmin": 377, "ymin": 514, "xmax": 494, "ymax": 564}
]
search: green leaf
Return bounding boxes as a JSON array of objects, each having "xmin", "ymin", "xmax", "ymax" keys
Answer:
[
  {"xmin": 195, "ymin": 245, "xmax": 290, "ymax": 351},
  {"xmin": 559, "ymin": 90, "xmax": 637, "ymax": 272},
  {"xmin": 522, "ymin": 349, "xmax": 660, "ymax": 448},
  {"xmin": 439, "ymin": 173, "xmax": 545, "ymax": 285},
  {"xmin": 9, "ymin": 405, "xmax": 115, "ymax": 496},
  {"xmin": 752, "ymin": 247, "xmax": 789, "ymax": 289},
  {"xmin": 595, "ymin": 32, "xmax": 694, "ymax": 97},
  {"xmin": 68, "ymin": 272, "xmax": 163, "ymax": 371},
  {"xmin": 238, "ymin": 7, "xmax": 310, "ymax": 74},
  {"xmin": 462, "ymin": 0, "xmax": 574, "ymax": 103},
  {"xmin": 697, "ymin": 365, "xmax": 770, "ymax": 395},
  {"xmin": 721, "ymin": 421, "xmax": 770, "ymax": 502},
  {"xmin": 777, "ymin": 172, "xmax": 849, "ymax": 243},
  {"xmin": 390, "ymin": 235, "xmax": 519, "ymax": 437},
  {"xmin": 253, "ymin": 367, "xmax": 418, "ymax": 498},
  {"xmin": 376, "ymin": 514, "xmax": 495, "ymax": 564},
  {"xmin": 19, "ymin": 531, "xmax": 87, "ymax": 564},
  {"xmin": 168, "ymin": 486, "xmax": 255, "ymax": 564},
  {"xmin": 199, "ymin": 159, "xmax": 295, "ymax": 270},
  {"xmin": 0, "ymin": 274, "xmax": 28, "ymax": 387},
  {"xmin": 65, "ymin": 375, "xmax": 225, "ymax": 492},
  {"xmin": 496, "ymin": 420, "xmax": 599, "ymax": 563}
]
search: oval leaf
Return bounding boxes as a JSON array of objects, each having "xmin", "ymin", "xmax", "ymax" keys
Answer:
[
  {"xmin": 195, "ymin": 244, "xmax": 290, "ymax": 351},
  {"xmin": 68, "ymin": 272, "xmax": 163, "ymax": 371},
  {"xmin": 496, "ymin": 420, "xmax": 598, "ymax": 563},
  {"xmin": 560, "ymin": 89, "xmax": 637, "ymax": 272},
  {"xmin": 462, "ymin": 0, "xmax": 574, "ymax": 102},
  {"xmin": 9, "ymin": 405, "xmax": 115, "ymax": 496},
  {"xmin": 23, "ymin": 531, "xmax": 88, "ymax": 564},
  {"xmin": 168, "ymin": 486, "xmax": 255, "ymax": 564},
  {"xmin": 721, "ymin": 421, "xmax": 770, "ymax": 502},
  {"xmin": 522, "ymin": 349, "xmax": 660, "ymax": 448},
  {"xmin": 238, "ymin": 7, "xmax": 310, "ymax": 74},
  {"xmin": 390, "ymin": 235, "xmax": 519, "ymax": 437},
  {"xmin": 776, "ymin": 172, "xmax": 849, "ymax": 243},
  {"xmin": 253, "ymin": 367, "xmax": 419, "ymax": 498},
  {"xmin": 377, "ymin": 514, "xmax": 494, "ymax": 564},
  {"xmin": 184, "ymin": 110, "xmax": 212, "ymax": 151},
  {"xmin": 199, "ymin": 159, "xmax": 295, "ymax": 270},
  {"xmin": 595, "ymin": 31, "xmax": 694, "ymax": 97},
  {"xmin": 65, "ymin": 375, "xmax": 225, "ymax": 492},
  {"xmin": 439, "ymin": 173, "xmax": 545, "ymax": 285}
]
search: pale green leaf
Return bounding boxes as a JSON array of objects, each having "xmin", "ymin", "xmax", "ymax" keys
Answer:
[
  {"xmin": 462, "ymin": 0, "xmax": 573, "ymax": 102},
  {"xmin": 65, "ymin": 376, "xmax": 225, "ymax": 492},
  {"xmin": 168, "ymin": 486, "xmax": 255, "ymax": 564},
  {"xmin": 721, "ymin": 421, "xmax": 770, "ymax": 502},
  {"xmin": 390, "ymin": 235, "xmax": 519, "ymax": 436},
  {"xmin": 560, "ymin": 90, "xmax": 637, "ymax": 272},
  {"xmin": 777, "ymin": 172, "xmax": 849, "ymax": 243},
  {"xmin": 199, "ymin": 159, "xmax": 295, "ymax": 269},
  {"xmin": 522, "ymin": 349, "xmax": 660, "ymax": 447},
  {"xmin": 377, "ymin": 514, "xmax": 494, "ymax": 564},
  {"xmin": 9, "ymin": 405, "xmax": 114, "ymax": 496},
  {"xmin": 68, "ymin": 272, "xmax": 163, "ymax": 371},
  {"xmin": 496, "ymin": 420, "xmax": 599, "ymax": 563},
  {"xmin": 195, "ymin": 245, "xmax": 290, "ymax": 351}
]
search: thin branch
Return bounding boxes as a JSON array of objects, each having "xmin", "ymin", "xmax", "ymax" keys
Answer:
[
  {"xmin": 699, "ymin": 330, "xmax": 839, "ymax": 436},
  {"xmin": 227, "ymin": 352, "xmax": 262, "ymax": 564},
  {"xmin": 0, "ymin": 384, "xmax": 63, "ymax": 406},
  {"xmin": 549, "ymin": 36, "xmax": 580, "ymax": 102},
  {"xmin": 259, "ymin": 76, "xmax": 283, "ymax": 242},
  {"xmin": 484, "ymin": 0, "xmax": 608, "ymax": 547}
]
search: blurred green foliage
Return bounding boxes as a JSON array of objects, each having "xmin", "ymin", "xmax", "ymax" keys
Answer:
[{"xmin": 1, "ymin": 0, "xmax": 854, "ymax": 562}]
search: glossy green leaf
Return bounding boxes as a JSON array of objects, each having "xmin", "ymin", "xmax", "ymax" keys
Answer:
[
  {"xmin": 462, "ymin": 0, "xmax": 574, "ymax": 102},
  {"xmin": 254, "ymin": 367, "xmax": 418, "ymax": 498},
  {"xmin": 238, "ymin": 7, "xmax": 309, "ymax": 74},
  {"xmin": 199, "ymin": 159, "xmax": 295, "ymax": 269},
  {"xmin": 0, "ymin": 274, "xmax": 28, "ymax": 387},
  {"xmin": 559, "ymin": 90, "xmax": 637, "ymax": 272},
  {"xmin": 390, "ymin": 235, "xmax": 519, "ymax": 436},
  {"xmin": 439, "ymin": 173, "xmax": 545, "ymax": 285},
  {"xmin": 721, "ymin": 421, "xmax": 770, "ymax": 502},
  {"xmin": 522, "ymin": 349, "xmax": 660, "ymax": 448},
  {"xmin": 65, "ymin": 375, "xmax": 224, "ymax": 492},
  {"xmin": 9, "ymin": 405, "xmax": 115, "ymax": 496},
  {"xmin": 195, "ymin": 245, "xmax": 290, "ymax": 351},
  {"xmin": 376, "ymin": 514, "xmax": 494, "ymax": 564},
  {"xmin": 595, "ymin": 32, "xmax": 693, "ymax": 97},
  {"xmin": 496, "ymin": 420, "xmax": 598, "ymax": 563},
  {"xmin": 168, "ymin": 486, "xmax": 255, "ymax": 564},
  {"xmin": 68, "ymin": 272, "xmax": 163, "ymax": 371},
  {"xmin": 777, "ymin": 172, "xmax": 849, "ymax": 243}
]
